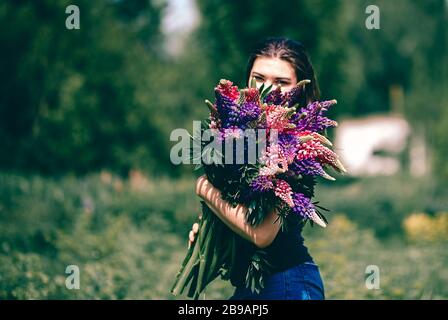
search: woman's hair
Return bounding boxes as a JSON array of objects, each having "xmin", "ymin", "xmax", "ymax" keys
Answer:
[{"xmin": 245, "ymin": 37, "xmax": 320, "ymax": 104}]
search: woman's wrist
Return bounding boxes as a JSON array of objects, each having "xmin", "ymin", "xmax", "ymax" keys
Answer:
[{"xmin": 195, "ymin": 175, "xmax": 211, "ymax": 199}]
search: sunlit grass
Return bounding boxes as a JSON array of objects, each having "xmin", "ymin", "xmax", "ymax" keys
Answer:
[{"xmin": 0, "ymin": 172, "xmax": 446, "ymax": 299}]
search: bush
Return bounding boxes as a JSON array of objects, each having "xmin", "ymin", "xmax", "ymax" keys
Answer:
[
  {"xmin": 403, "ymin": 212, "xmax": 448, "ymax": 243},
  {"xmin": 315, "ymin": 174, "xmax": 438, "ymax": 239}
]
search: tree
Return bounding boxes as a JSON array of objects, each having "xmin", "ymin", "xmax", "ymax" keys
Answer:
[{"xmin": 0, "ymin": 0, "xmax": 179, "ymax": 176}]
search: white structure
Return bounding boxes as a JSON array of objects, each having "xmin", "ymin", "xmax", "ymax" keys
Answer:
[{"xmin": 334, "ymin": 114, "xmax": 429, "ymax": 177}]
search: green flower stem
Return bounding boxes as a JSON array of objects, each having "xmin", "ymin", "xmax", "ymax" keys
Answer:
[
  {"xmin": 170, "ymin": 212, "xmax": 209, "ymax": 296},
  {"xmin": 170, "ymin": 237, "xmax": 200, "ymax": 296},
  {"xmin": 195, "ymin": 219, "xmax": 212, "ymax": 297},
  {"xmin": 204, "ymin": 220, "xmax": 224, "ymax": 282}
]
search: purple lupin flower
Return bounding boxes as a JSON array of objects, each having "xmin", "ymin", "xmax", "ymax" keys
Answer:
[
  {"xmin": 250, "ymin": 175, "xmax": 274, "ymax": 193},
  {"xmin": 285, "ymin": 84, "xmax": 306, "ymax": 107},
  {"xmin": 292, "ymin": 100, "xmax": 338, "ymax": 132},
  {"xmin": 215, "ymin": 90, "xmax": 240, "ymax": 128},
  {"xmin": 290, "ymin": 158, "xmax": 325, "ymax": 176},
  {"xmin": 239, "ymin": 101, "xmax": 261, "ymax": 125},
  {"xmin": 264, "ymin": 86, "xmax": 285, "ymax": 105},
  {"xmin": 292, "ymin": 192, "xmax": 316, "ymax": 219},
  {"xmin": 278, "ymin": 133, "xmax": 299, "ymax": 163},
  {"xmin": 216, "ymin": 89, "xmax": 260, "ymax": 128}
]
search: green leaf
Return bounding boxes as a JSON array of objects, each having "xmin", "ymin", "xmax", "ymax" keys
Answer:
[
  {"xmin": 260, "ymin": 83, "xmax": 273, "ymax": 101},
  {"xmin": 250, "ymin": 76, "xmax": 257, "ymax": 88}
]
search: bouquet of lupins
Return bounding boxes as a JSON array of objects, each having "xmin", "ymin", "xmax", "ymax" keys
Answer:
[{"xmin": 171, "ymin": 78, "xmax": 347, "ymax": 299}]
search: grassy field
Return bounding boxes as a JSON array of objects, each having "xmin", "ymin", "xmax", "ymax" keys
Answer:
[{"xmin": 0, "ymin": 171, "xmax": 446, "ymax": 299}]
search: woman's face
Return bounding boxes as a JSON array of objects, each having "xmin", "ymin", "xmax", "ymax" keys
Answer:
[{"xmin": 249, "ymin": 56, "xmax": 297, "ymax": 93}]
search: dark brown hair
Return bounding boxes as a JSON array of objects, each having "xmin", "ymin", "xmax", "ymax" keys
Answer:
[{"xmin": 245, "ymin": 37, "xmax": 320, "ymax": 104}]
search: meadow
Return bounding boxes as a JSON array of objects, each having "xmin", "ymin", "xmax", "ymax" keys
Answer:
[{"xmin": 1, "ymin": 171, "xmax": 446, "ymax": 299}]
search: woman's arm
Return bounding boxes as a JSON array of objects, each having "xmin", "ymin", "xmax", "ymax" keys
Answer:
[{"xmin": 195, "ymin": 175, "xmax": 281, "ymax": 249}]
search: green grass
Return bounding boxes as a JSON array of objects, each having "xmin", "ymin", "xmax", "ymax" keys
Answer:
[{"xmin": 0, "ymin": 172, "xmax": 446, "ymax": 299}]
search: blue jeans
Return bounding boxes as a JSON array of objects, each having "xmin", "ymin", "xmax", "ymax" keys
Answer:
[{"xmin": 229, "ymin": 262, "xmax": 325, "ymax": 300}]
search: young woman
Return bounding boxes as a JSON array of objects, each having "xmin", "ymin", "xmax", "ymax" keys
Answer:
[{"xmin": 189, "ymin": 37, "xmax": 325, "ymax": 300}]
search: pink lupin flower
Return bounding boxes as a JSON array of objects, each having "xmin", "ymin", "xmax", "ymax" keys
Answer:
[
  {"xmin": 209, "ymin": 113, "xmax": 221, "ymax": 129},
  {"xmin": 296, "ymin": 130, "xmax": 333, "ymax": 146},
  {"xmin": 296, "ymin": 137, "xmax": 347, "ymax": 173},
  {"xmin": 243, "ymin": 87, "xmax": 260, "ymax": 103},
  {"xmin": 259, "ymin": 144, "xmax": 289, "ymax": 176},
  {"xmin": 215, "ymin": 79, "xmax": 240, "ymax": 101},
  {"xmin": 274, "ymin": 179, "xmax": 295, "ymax": 208},
  {"xmin": 317, "ymin": 145, "xmax": 347, "ymax": 173},
  {"xmin": 296, "ymin": 139, "xmax": 322, "ymax": 161},
  {"xmin": 265, "ymin": 105, "xmax": 294, "ymax": 132}
]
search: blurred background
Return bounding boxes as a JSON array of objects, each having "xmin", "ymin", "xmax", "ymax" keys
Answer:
[{"xmin": 0, "ymin": 0, "xmax": 447, "ymax": 299}]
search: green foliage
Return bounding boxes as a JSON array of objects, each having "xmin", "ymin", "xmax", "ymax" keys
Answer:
[
  {"xmin": 0, "ymin": 0, "xmax": 175, "ymax": 175},
  {"xmin": 0, "ymin": 172, "xmax": 447, "ymax": 299},
  {"xmin": 315, "ymin": 174, "xmax": 441, "ymax": 238},
  {"xmin": 0, "ymin": 171, "xmax": 196, "ymax": 299},
  {"xmin": 304, "ymin": 215, "xmax": 448, "ymax": 299}
]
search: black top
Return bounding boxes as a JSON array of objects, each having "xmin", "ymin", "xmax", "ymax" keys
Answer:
[{"xmin": 229, "ymin": 219, "xmax": 313, "ymax": 287}]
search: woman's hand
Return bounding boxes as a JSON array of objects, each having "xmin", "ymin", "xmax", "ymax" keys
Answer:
[
  {"xmin": 188, "ymin": 175, "xmax": 209, "ymax": 249},
  {"xmin": 188, "ymin": 220, "xmax": 200, "ymax": 249}
]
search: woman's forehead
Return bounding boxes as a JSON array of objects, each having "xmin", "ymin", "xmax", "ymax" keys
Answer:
[{"xmin": 251, "ymin": 57, "xmax": 295, "ymax": 79}]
